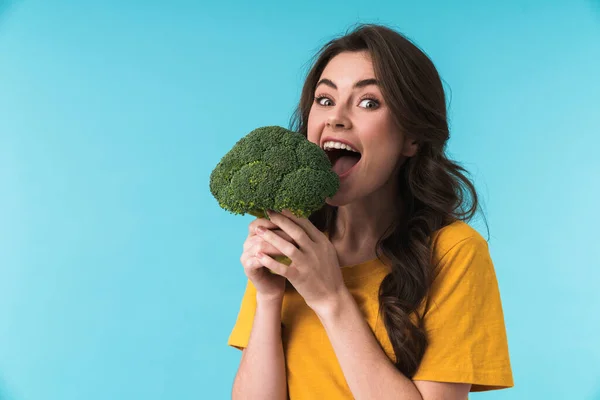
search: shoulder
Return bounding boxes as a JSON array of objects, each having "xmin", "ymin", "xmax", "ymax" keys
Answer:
[
  {"xmin": 423, "ymin": 221, "xmax": 503, "ymax": 319},
  {"xmin": 414, "ymin": 221, "xmax": 514, "ymax": 391},
  {"xmin": 430, "ymin": 220, "xmax": 488, "ymax": 267}
]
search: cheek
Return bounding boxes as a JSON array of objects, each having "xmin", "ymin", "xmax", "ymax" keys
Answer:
[
  {"xmin": 306, "ymin": 109, "xmax": 322, "ymax": 143},
  {"xmin": 361, "ymin": 113, "xmax": 402, "ymax": 149},
  {"xmin": 360, "ymin": 121, "xmax": 404, "ymax": 169}
]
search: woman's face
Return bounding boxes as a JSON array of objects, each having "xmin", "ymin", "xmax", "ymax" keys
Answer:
[{"xmin": 307, "ymin": 51, "xmax": 417, "ymax": 206}]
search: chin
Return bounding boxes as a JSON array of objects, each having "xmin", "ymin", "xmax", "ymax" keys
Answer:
[{"xmin": 325, "ymin": 193, "xmax": 351, "ymax": 208}]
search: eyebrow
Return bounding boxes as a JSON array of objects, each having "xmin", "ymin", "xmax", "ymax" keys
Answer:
[{"xmin": 315, "ymin": 78, "xmax": 379, "ymax": 90}]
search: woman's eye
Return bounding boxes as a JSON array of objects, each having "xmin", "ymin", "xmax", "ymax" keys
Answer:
[
  {"xmin": 316, "ymin": 96, "xmax": 333, "ymax": 106},
  {"xmin": 359, "ymin": 98, "xmax": 379, "ymax": 109}
]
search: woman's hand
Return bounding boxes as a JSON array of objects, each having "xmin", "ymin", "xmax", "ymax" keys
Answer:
[
  {"xmin": 240, "ymin": 217, "xmax": 296, "ymax": 302},
  {"xmin": 253, "ymin": 209, "xmax": 346, "ymax": 314}
]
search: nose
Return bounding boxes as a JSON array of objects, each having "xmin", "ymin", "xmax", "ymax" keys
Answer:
[{"xmin": 326, "ymin": 112, "xmax": 352, "ymax": 130}]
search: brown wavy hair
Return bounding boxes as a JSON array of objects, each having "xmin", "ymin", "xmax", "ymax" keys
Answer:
[{"xmin": 289, "ymin": 23, "xmax": 484, "ymax": 377}]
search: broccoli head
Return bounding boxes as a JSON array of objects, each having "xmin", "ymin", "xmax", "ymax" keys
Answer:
[{"xmin": 209, "ymin": 126, "xmax": 340, "ymax": 219}]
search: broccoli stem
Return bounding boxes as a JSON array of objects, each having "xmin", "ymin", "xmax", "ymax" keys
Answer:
[
  {"xmin": 246, "ymin": 209, "xmax": 292, "ymax": 267},
  {"xmin": 248, "ymin": 209, "xmax": 268, "ymax": 219}
]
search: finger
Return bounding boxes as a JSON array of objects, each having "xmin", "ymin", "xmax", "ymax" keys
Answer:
[
  {"xmin": 242, "ymin": 243, "xmax": 274, "ymax": 271},
  {"xmin": 245, "ymin": 228, "xmax": 297, "ymax": 250},
  {"xmin": 280, "ymin": 209, "xmax": 324, "ymax": 243},
  {"xmin": 244, "ymin": 256, "xmax": 263, "ymax": 271},
  {"xmin": 266, "ymin": 210, "xmax": 313, "ymax": 249},
  {"xmin": 260, "ymin": 228, "xmax": 294, "ymax": 241},
  {"xmin": 243, "ymin": 235, "xmax": 261, "ymax": 251},
  {"xmin": 240, "ymin": 250, "xmax": 261, "ymax": 270},
  {"xmin": 257, "ymin": 238, "xmax": 292, "ymax": 258},
  {"xmin": 270, "ymin": 229, "xmax": 297, "ymax": 246},
  {"xmin": 244, "ymin": 232, "xmax": 279, "ymax": 252},
  {"xmin": 255, "ymin": 251, "xmax": 289, "ymax": 277},
  {"xmin": 248, "ymin": 218, "xmax": 278, "ymax": 236},
  {"xmin": 256, "ymin": 226, "xmax": 301, "ymax": 261},
  {"xmin": 244, "ymin": 239, "xmax": 285, "ymax": 260}
]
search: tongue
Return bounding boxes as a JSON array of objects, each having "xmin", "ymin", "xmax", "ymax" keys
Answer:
[{"xmin": 332, "ymin": 155, "xmax": 360, "ymax": 176}]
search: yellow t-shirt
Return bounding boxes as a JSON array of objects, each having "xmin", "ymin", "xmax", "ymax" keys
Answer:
[{"xmin": 228, "ymin": 221, "xmax": 514, "ymax": 398}]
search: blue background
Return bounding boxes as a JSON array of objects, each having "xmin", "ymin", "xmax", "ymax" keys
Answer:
[{"xmin": 1, "ymin": 0, "xmax": 599, "ymax": 399}]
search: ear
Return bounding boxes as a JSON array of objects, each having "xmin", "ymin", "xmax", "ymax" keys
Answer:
[{"xmin": 402, "ymin": 137, "xmax": 419, "ymax": 157}]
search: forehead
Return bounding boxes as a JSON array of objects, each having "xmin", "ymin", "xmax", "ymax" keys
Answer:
[{"xmin": 320, "ymin": 51, "xmax": 375, "ymax": 83}]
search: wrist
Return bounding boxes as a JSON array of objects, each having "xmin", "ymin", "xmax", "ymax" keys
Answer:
[
  {"xmin": 311, "ymin": 287, "xmax": 352, "ymax": 320},
  {"xmin": 256, "ymin": 293, "xmax": 284, "ymax": 308}
]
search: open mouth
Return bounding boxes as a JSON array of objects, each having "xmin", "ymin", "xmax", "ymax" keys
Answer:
[{"xmin": 325, "ymin": 148, "xmax": 362, "ymax": 176}]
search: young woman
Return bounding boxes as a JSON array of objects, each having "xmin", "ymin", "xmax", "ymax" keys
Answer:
[{"xmin": 228, "ymin": 23, "xmax": 514, "ymax": 400}]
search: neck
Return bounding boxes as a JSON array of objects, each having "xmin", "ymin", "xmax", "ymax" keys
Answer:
[{"xmin": 331, "ymin": 180, "xmax": 402, "ymax": 254}]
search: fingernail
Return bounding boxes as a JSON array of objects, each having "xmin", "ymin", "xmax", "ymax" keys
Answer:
[{"xmin": 256, "ymin": 226, "xmax": 265, "ymax": 235}]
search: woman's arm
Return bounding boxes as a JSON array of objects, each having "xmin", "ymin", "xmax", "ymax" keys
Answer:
[
  {"xmin": 316, "ymin": 288, "xmax": 470, "ymax": 400},
  {"xmin": 232, "ymin": 295, "xmax": 287, "ymax": 400}
]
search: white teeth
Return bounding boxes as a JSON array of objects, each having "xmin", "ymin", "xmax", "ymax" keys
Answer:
[{"xmin": 322, "ymin": 141, "xmax": 359, "ymax": 153}]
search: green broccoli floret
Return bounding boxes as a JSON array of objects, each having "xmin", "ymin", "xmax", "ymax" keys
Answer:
[{"xmin": 209, "ymin": 126, "xmax": 340, "ymax": 219}]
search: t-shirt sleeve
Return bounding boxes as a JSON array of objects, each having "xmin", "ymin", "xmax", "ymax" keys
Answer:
[
  {"xmin": 227, "ymin": 278, "xmax": 258, "ymax": 351},
  {"xmin": 412, "ymin": 235, "xmax": 514, "ymax": 392}
]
